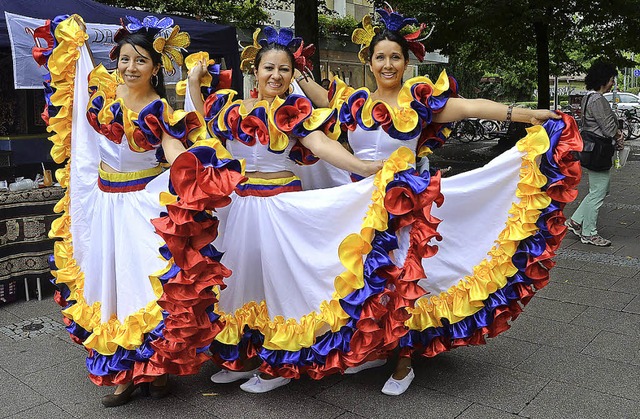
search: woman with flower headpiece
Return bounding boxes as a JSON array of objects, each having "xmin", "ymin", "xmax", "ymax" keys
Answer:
[
  {"xmin": 180, "ymin": 25, "xmax": 456, "ymax": 394},
  {"xmin": 32, "ymin": 14, "xmax": 243, "ymax": 406},
  {"xmin": 294, "ymin": 7, "xmax": 582, "ymax": 396}
]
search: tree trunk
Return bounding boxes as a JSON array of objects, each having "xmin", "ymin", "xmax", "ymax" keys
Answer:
[
  {"xmin": 295, "ymin": 0, "xmax": 321, "ymax": 80},
  {"xmin": 534, "ymin": 20, "xmax": 550, "ymax": 110}
]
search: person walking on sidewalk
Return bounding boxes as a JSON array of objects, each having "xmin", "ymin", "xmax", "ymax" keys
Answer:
[{"xmin": 565, "ymin": 61, "xmax": 625, "ymax": 246}]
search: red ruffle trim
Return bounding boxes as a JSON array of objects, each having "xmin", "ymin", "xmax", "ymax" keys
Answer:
[
  {"xmin": 144, "ymin": 150, "xmax": 245, "ymax": 379},
  {"xmin": 409, "ymin": 114, "xmax": 582, "ymax": 358},
  {"xmin": 250, "ymin": 170, "xmax": 444, "ymax": 379}
]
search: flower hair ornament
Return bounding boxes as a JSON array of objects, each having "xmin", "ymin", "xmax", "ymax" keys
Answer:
[
  {"xmin": 352, "ymin": 6, "xmax": 434, "ymax": 63},
  {"xmin": 110, "ymin": 16, "xmax": 190, "ymax": 75},
  {"xmin": 240, "ymin": 26, "xmax": 311, "ymax": 73}
]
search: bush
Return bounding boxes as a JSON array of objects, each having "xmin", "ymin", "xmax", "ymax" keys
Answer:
[
  {"xmin": 515, "ymin": 101, "xmax": 538, "ymax": 109},
  {"xmin": 319, "ymin": 14, "xmax": 359, "ymax": 38}
]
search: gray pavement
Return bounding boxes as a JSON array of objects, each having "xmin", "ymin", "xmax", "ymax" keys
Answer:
[{"xmin": 1, "ymin": 141, "xmax": 639, "ymax": 418}]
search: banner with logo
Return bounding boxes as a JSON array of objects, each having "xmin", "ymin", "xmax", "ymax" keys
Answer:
[{"xmin": 5, "ymin": 12, "xmax": 181, "ymax": 89}]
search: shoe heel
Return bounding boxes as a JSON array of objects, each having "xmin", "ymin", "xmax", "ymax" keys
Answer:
[{"xmin": 140, "ymin": 382, "xmax": 150, "ymax": 397}]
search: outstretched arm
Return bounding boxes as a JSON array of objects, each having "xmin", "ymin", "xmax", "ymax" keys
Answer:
[
  {"xmin": 299, "ymin": 131, "xmax": 382, "ymax": 177},
  {"xmin": 161, "ymin": 134, "xmax": 187, "ymax": 165},
  {"xmin": 294, "ymin": 69, "xmax": 330, "ymax": 108},
  {"xmin": 433, "ymin": 97, "xmax": 561, "ymax": 125}
]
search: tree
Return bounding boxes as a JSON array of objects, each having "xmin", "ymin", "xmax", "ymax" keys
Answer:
[
  {"xmin": 95, "ymin": 0, "xmax": 270, "ymax": 29},
  {"xmin": 387, "ymin": 0, "xmax": 640, "ymax": 109},
  {"xmin": 295, "ymin": 0, "xmax": 321, "ymax": 80}
]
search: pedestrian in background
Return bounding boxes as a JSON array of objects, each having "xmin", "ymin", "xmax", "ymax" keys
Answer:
[{"xmin": 565, "ymin": 61, "xmax": 625, "ymax": 246}]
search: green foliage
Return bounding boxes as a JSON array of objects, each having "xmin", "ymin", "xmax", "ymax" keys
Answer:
[
  {"xmin": 419, "ymin": 55, "xmax": 483, "ymax": 99},
  {"xmin": 388, "ymin": 0, "xmax": 640, "ymax": 108},
  {"xmin": 95, "ymin": 0, "xmax": 270, "ymax": 28},
  {"xmin": 319, "ymin": 14, "xmax": 359, "ymax": 38}
]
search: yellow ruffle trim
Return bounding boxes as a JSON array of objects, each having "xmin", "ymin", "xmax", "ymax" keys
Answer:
[
  {"xmin": 405, "ymin": 125, "xmax": 551, "ymax": 331},
  {"xmin": 215, "ymin": 147, "xmax": 416, "ymax": 351},
  {"xmin": 46, "ymin": 16, "xmax": 165, "ymax": 355},
  {"xmin": 329, "ymin": 70, "xmax": 451, "ymax": 137}
]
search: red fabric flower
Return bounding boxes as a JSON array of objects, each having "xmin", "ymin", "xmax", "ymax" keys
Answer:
[
  {"xmin": 240, "ymin": 115, "xmax": 269, "ymax": 145},
  {"xmin": 274, "ymin": 97, "xmax": 312, "ymax": 132}
]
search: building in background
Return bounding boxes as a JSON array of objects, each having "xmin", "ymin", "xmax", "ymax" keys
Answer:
[{"xmin": 241, "ymin": 0, "xmax": 447, "ymax": 94}]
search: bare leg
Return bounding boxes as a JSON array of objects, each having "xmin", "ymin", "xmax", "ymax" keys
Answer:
[{"xmin": 392, "ymin": 357, "xmax": 412, "ymax": 380}]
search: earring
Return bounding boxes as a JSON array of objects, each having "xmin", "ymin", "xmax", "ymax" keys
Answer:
[
  {"xmin": 115, "ymin": 71, "xmax": 123, "ymax": 84},
  {"xmin": 152, "ymin": 74, "xmax": 159, "ymax": 87}
]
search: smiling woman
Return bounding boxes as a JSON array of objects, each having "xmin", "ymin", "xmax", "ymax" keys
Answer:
[
  {"xmin": 253, "ymin": 49, "xmax": 294, "ymax": 99},
  {"xmin": 33, "ymin": 14, "xmax": 241, "ymax": 408},
  {"xmin": 292, "ymin": 6, "xmax": 582, "ymax": 397}
]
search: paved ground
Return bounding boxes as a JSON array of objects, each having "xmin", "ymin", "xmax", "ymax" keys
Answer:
[{"xmin": 1, "ymin": 139, "xmax": 639, "ymax": 419}]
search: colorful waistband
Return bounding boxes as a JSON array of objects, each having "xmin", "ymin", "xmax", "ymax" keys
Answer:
[
  {"xmin": 235, "ymin": 175, "xmax": 302, "ymax": 197},
  {"xmin": 98, "ymin": 165, "xmax": 164, "ymax": 193}
]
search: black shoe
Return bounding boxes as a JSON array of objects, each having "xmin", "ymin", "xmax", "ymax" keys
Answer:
[
  {"xmin": 101, "ymin": 383, "xmax": 138, "ymax": 408},
  {"xmin": 149, "ymin": 379, "xmax": 170, "ymax": 399}
]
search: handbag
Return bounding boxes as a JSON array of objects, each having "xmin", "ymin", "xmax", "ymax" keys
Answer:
[
  {"xmin": 578, "ymin": 94, "xmax": 616, "ymax": 171},
  {"xmin": 579, "ymin": 131, "xmax": 615, "ymax": 171}
]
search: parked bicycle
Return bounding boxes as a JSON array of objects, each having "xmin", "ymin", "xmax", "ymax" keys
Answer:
[
  {"xmin": 616, "ymin": 108, "xmax": 640, "ymax": 140},
  {"xmin": 450, "ymin": 118, "xmax": 485, "ymax": 142}
]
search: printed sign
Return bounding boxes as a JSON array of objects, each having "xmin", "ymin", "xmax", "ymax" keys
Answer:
[{"xmin": 5, "ymin": 12, "xmax": 181, "ymax": 89}]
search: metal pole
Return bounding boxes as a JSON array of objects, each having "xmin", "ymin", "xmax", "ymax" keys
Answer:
[
  {"xmin": 624, "ymin": 67, "xmax": 628, "ymax": 91},
  {"xmin": 554, "ymin": 76, "xmax": 559, "ymax": 110}
]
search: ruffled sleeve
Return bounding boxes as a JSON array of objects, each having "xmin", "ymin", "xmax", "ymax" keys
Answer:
[
  {"xmin": 203, "ymin": 89, "xmax": 238, "ymax": 145},
  {"xmin": 86, "ymin": 67, "xmax": 205, "ymax": 154},
  {"xmin": 328, "ymin": 77, "xmax": 355, "ymax": 112},
  {"xmin": 85, "ymin": 65, "xmax": 128, "ymax": 144},
  {"xmin": 403, "ymin": 70, "xmax": 458, "ymax": 156},
  {"xmin": 272, "ymin": 94, "xmax": 340, "ymax": 164},
  {"xmin": 135, "ymin": 101, "xmax": 206, "ymax": 152},
  {"xmin": 203, "ymin": 91, "xmax": 340, "ymax": 165}
]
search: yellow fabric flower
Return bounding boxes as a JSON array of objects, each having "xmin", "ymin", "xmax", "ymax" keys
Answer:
[
  {"xmin": 240, "ymin": 28, "xmax": 262, "ymax": 72},
  {"xmin": 153, "ymin": 25, "xmax": 190, "ymax": 74},
  {"xmin": 351, "ymin": 14, "xmax": 379, "ymax": 64}
]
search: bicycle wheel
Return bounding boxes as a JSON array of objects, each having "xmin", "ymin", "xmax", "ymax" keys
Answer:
[
  {"xmin": 451, "ymin": 120, "xmax": 470, "ymax": 142},
  {"xmin": 620, "ymin": 119, "xmax": 631, "ymax": 141},
  {"xmin": 458, "ymin": 119, "xmax": 477, "ymax": 143},
  {"xmin": 471, "ymin": 120, "xmax": 487, "ymax": 142},
  {"xmin": 628, "ymin": 117, "xmax": 640, "ymax": 140},
  {"xmin": 480, "ymin": 119, "xmax": 500, "ymax": 136}
]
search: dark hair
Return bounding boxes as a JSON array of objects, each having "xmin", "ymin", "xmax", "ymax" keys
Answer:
[
  {"xmin": 254, "ymin": 42, "xmax": 296, "ymax": 71},
  {"xmin": 585, "ymin": 61, "xmax": 617, "ymax": 91},
  {"xmin": 112, "ymin": 32, "xmax": 167, "ymax": 98},
  {"xmin": 368, "ymin": 29, "xmax": 410, "ymax": 62}
]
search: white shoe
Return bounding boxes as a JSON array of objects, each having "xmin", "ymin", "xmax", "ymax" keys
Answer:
[
  {"xmin": 381, "ymin": 368, "xmax": 415, "ymax": 396},
  {"xmin": 344, "ymin": 359, "xmax": 387, "ymax": 375},
  {"xmin": 240, "ymin": 375, "xmax": 291, "ymax": 393},
  {"xmin": 210, "ymin": 368, "xmax": 259, "ymax": 384}
]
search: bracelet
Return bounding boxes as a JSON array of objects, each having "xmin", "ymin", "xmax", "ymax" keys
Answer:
[
  {"xmin": 506, "ymin": 104, "xmax": 513, "ymax": 124},
  {"xmin": 295, "ymin": 74, "xmax": 307, "ymax": 83}
]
